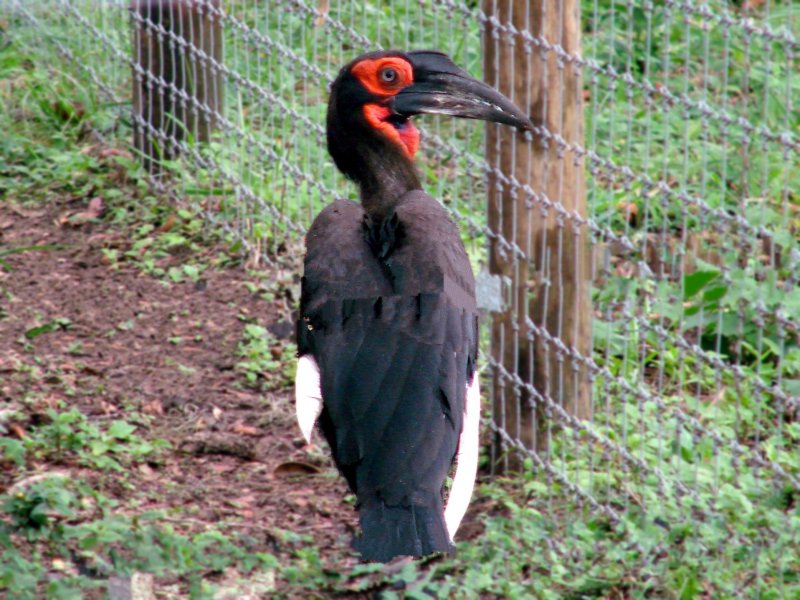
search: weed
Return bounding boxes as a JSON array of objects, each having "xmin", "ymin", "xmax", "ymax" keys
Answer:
[
  {"xmin": 0, "ymin": 477, "xmax": 279, "ymax": 598},
  {"xmin": 2, "ymin": 408, "xmax": 170, "ymax": 473},
  {"xmin": 23, "ymin": 317, "xmax": 72, "ymax": 341},
  {"xmin": 235, "ymin": 323, "xmax": 296, "ymax": 390}
]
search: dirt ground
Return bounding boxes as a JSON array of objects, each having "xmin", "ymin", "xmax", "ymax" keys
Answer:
[
  {"xmin": 0, "ymin": 191, "xmax": 492, "ymax": 597},
  {"xmin": 0, "ymin": 192, "xmax": 368, "ymax": 594}
]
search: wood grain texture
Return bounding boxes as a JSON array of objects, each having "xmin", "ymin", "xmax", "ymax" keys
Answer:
[
  {"xmin": 131, "ymin": 0, "xmax": 222, "ymax": 172},
  {"xmin": 484, "ymin": 0, "xmax": 590, "ymax": 471}
]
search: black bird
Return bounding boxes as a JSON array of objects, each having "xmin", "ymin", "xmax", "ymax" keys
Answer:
[{"xmin": 295, "ymin": 50, "xmax": 532, "ymax": 562}]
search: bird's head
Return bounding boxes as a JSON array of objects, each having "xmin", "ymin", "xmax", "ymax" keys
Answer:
[{"xmin": 326, "ymin": 50, "xmax": 532, "ymax": 205}]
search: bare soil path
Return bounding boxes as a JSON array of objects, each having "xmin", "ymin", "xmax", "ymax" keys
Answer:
[{"xmin": 0, "ymin": 194, "xmax": 363, "ymax": 596}]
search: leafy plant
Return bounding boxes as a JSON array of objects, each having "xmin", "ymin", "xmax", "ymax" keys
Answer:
[
  {"xmin": 3, "ymin": 476, "xmax": 76, "ymax": 537},
  {"xmin": 236, "ymin": 323, "xmax": 296, "ymax": 390},
  {"xmin": 7, "ymin": 408, "xmax": 169, "ymax": 472},
  {"xmin": 0, "ymin": 478, "xmax": 279, "ymax": 598}
]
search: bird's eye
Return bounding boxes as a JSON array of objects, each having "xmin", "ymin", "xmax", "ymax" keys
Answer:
[{"xmin": 380, "ymin": 68, "xmax": 398, "ymax": 84}]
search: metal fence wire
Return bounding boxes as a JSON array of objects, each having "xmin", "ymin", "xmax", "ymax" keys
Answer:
[{"xmin": 3, "ymin": 0, "xmax": 798, "ymax": 592}]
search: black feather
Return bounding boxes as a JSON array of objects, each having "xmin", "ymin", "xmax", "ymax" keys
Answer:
[{"xmin": 299, "ymin": 194, "xmax": 478, "ymax": 562}]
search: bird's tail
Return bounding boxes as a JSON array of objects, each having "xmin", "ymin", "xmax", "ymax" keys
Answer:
[{"xmin": 353, "ymin": 494, "xmax": 453, "ymax": 562}]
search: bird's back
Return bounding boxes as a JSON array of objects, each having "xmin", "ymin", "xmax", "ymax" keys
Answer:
[{"xmin": 298, "ymin": 191, "xmax": 478, "ymax": 560}]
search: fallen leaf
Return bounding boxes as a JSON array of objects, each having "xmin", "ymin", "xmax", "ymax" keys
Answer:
[
  {"xmin": 212, "ymin": 405, "xmax": 223, "ymax": 420},
  {"xmin": 181, "ymin": 435, "xmax": 255, "ymax": 460},
  {"xmin": 99, "ymin": 147, "xmax": 133, "ymax": 160},
  {"xmin": 157, "ymin": 214, "xmax": 177, "ymax": 233},
  {"xmin": 210, "ymin": 462, "xmax": 236, "ymax": 473},
  {"xmin": 9, "ymin": 423, "xmax": 26, "ymax": 439},
  {"xmin": 226, "ymin": 494, "xmax": 257, "ymax": 509},
  {"xmin": 617, "ymin": 201, "xmax": 639, "ymax": 226},
  {"xmin": 290, "ymin": 496, "xmax": 309, "ymax": 509},
  {"xmin": 273, "ymin": 462, "xmax": 321, "ymax": 477},
  {"xmin": 142, "ymin": 399, "xmax": 164, "ymax": 416},
  {"xmin": 10, "ymin": 205, "xmax": 45, "ymax": 219},
  {"xmin": 232, "ymin": 420, "xmax": 259, "ymax": 437},
  {"xmin": 52, "ymin": 558, "xmax": 68, "ymax": 571}
]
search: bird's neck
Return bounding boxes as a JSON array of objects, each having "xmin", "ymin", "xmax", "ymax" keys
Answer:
[
  {"xmin": 356, "ymin": 150, "xmax": 421, "ymax": 220},
  {"xmin": 326, "ymin": 101, "xmax": 422, "ymax": 219}
]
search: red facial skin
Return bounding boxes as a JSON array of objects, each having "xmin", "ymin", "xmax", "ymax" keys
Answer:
[
  {"xmin": 351, "ymin": 57, "xmax": 420, "ymax": 159},
  {"xmin": 362, "ymin": 104, "xmax": 421, "ymax": 159}
]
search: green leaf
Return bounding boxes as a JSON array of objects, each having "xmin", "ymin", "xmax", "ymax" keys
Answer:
[
  {"xmin": 89, "ymin": 440, "xmax": 109, "ymax": 456},
  {"xmin": 182, "ymin": 264, "xmax": 199, "ymax": 281},
  {"xmin": 24, "ymin": 318, "xmax": 72, "ymax": 340},
  {"xmin": 683, "ymin": 270, "xmax": 720, "ymax": 300},
  {"xmin": 0, "ymin": 438, "xmax": 26, "ymax": 466},
  {"xmin": 167, "ymin": 267, "xmax": 184, "ymax": 283},
  {"xmin": 702, "ymin": 285, "xmax": 727, "ymax": 303},
  {"xmin": 107, "ymin": 421, "xmax": 136, "ymax": 440}
]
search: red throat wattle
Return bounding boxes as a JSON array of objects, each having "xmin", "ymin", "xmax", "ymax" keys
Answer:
[
  {"xmin": 350, "ymin": 56, "xmax": 420, "ymax": 159},
  {"xmin": 363, "ymin": 104, "xmax": 420, "ymax": 159}
]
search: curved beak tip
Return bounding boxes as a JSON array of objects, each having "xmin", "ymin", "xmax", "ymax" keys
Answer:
[
  {"xmin": 393, "ymin": 60, "xmax": 534, "ymax": 133},
  {"xmin": 515, "ymin": 118, "xmax": 535, "ymax": 134}
]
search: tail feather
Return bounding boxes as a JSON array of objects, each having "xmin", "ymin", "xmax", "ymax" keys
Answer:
[{"xmin": 353, "ymin": 496, "xmax": 453, "ymax": 562}]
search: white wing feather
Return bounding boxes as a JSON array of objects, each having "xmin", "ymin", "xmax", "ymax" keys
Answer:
[
  {"xmin": 297, "ymin": 353, "xmax": 479, "ymax": 538},
  {"xmin": 295, "ymin": 355, "xmax": 323, "ymax": 444},
  {"xmin": 444, "ymin": 375, "xmax": 481, "ymax": 540}
]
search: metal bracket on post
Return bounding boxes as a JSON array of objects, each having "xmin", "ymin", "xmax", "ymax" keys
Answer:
[{"xmin": 476, "ymin": 269, "xmax": 509, "ymax": 313}]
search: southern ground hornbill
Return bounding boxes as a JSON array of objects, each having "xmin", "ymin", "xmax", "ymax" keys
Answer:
[{"xmin": 295, "ymin": 50, "xmax": 532, "ymax": 561}]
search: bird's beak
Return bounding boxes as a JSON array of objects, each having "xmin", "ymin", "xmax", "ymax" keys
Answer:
[{"xmin": 391, "ymin": 51, "xmax": 533, "ymax": 131}]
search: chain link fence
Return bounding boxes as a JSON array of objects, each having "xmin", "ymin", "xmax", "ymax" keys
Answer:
[{"xmin": 3, "ymin": 0, "xmax": 798, "ymax": 593}]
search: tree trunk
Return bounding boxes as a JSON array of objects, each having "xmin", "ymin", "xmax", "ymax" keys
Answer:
[
  {"xmin": 131, "ymin": 0, "xmax": 222, "ymax": 173},
  {"xmin": 485, "ymin": 0, "xmax": 590, "ymax": 472}
]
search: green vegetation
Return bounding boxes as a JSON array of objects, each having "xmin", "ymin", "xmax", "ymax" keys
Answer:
[
  {"xmin": 1, "ymin": 1, "xmax": 798, "ymax": 598},
  {"xmin": 236, "ymin": 323, "xmax": 297, "ymax": 390},
  {"xmin": 0, "ymin": 407, "xmax": 168, "ymax": 472},
  {"xmin": 2, "ymin": 476, "xmax": 277, "ymax": 598}
]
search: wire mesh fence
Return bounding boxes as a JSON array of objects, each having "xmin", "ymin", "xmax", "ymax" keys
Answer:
[{"xmin": 3, "ymin": 0, "xmax": 798, "ymax": 593}]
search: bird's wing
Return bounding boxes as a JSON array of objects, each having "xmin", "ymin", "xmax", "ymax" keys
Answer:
[
  {"xmin": 295, "ymin": 199, "xmax": 390, "ymax": 446},
  {"xmin": 296, "ymin": 193, "xmax": 479, "ymax": 518},
  {"xmin": 295, "ymin": 354, "xmax": 322, "ymax": 444},
  {"xmin": 445, "ymin": 373, "xmax": 480, "ymax": 539}
]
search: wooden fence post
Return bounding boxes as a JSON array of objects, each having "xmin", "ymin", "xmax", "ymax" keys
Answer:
[
  {"xmin": 131, "ymin": 0, "xmax": 222, "ymax": 172},
  {"xmin": 484, "ymin": 0, "xmax": 590, "ymax": 471}
]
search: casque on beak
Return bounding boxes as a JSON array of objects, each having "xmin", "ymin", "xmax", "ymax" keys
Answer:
[{"xmin": 391, "ymin": 50, "xmax": 533, "ymax": 131}]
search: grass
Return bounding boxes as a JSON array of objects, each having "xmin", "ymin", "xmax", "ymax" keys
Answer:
[{"xmin": 1, "ymin": 1, "xmax": 799, "ymax": 598}]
